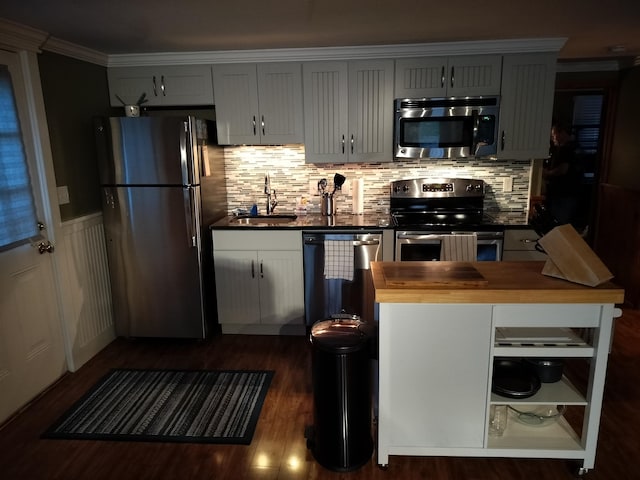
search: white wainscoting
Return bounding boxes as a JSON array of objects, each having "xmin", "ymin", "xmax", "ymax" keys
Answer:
[{"xmin": 59, "ymin": 213, "xmax": 114, "ymax": 371}]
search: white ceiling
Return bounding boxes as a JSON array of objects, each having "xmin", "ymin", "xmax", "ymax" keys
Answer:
[{"xmin": 1, "ymin": 0, "xmax": 639, "ymax": 61}]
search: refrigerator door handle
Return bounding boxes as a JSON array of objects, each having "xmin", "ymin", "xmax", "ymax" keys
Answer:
[
  {"xmin": 180, "ymin": 121, "xmax": 192, "ymax": 186},
  {"xmin": 183, "ymin": 186, "xmax": 197, "ymax": 248}
]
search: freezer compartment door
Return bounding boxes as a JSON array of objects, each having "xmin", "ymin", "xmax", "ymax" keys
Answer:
[
  {"xmin": 102, "ymin": 186, "xmax": 205, "ymax": 338},
  {"xmin": 97, "ymin": 116, "xmax": 201, "ymax": 186}
]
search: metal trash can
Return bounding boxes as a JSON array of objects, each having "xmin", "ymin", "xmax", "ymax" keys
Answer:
[{"xmin": 307, "ymin": 315, "xmax": 374, "ymax": 472}]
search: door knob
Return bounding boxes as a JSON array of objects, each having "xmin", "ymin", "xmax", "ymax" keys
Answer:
[{"xmin": 37, "ymin": 241, "xmax": 54, "ymax": 254}]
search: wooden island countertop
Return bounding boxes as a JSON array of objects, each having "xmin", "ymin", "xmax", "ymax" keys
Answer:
[{"xmin": 371, "ymin": 261, "xmax": 625, "ymax": 304}]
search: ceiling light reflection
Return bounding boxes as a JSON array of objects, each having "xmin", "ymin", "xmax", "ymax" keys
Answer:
[
  {"xmin": 255, "ymin": 452, "xmax": 270, "ymax": 468},
  {"xmin": 287, "ymin": 455, "xmax": 301, "ymax": 470}
]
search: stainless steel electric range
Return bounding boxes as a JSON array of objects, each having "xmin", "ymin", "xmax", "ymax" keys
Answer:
[{"xmin": 390, "ymin": 178, "xmax": 504, "ymax": 261}]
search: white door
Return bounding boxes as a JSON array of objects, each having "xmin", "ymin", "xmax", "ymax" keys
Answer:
[{"xmin": 0, "ymin": 50, "xmax": 67, "ymax": 424}]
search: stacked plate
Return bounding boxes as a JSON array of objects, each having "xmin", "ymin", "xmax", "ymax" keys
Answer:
[{"xmin": 492, "ymin": 359, "xmax": 541, "ymax": 399}]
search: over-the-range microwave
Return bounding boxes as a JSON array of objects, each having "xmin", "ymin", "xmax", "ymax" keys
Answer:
[{"xmin": 394, "ymin": 96, "xmax": 500, "ymax": 160}]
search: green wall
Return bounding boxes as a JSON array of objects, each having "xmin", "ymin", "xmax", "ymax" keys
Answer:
[{"xmin": 38, "ymin": 52, "xmax": 116, "ymax": 221}]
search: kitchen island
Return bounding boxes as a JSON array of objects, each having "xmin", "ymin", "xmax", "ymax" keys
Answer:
[{"xmin": 372, "ymin": 261, "xmax": 624, "ymax": 475}]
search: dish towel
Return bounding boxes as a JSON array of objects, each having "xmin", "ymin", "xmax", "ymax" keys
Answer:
[
  {"xmin": 324, "ymin": 240, "xmax": 354, "ymax": 281},
  {"xmin": 440, "ymin": 234, "xmax": 478, "ymax": 261}
]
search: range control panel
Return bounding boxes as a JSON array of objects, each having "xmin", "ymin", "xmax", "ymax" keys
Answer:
[{"xmin": 391, "ymin": 178, "xmax": 485, "ymax": 198}]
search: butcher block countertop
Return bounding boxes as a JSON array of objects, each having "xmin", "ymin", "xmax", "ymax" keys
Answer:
[{"xmin": 371, "ymin": 261, "xmax": 625, "ymax": 304}]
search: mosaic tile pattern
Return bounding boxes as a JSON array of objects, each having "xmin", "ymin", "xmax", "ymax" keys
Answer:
[{"xmin": 223, "ymin": 146, "xmax": 533, "ymax": 216}]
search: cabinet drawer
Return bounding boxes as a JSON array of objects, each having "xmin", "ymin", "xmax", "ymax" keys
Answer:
[
  {"xmin": 493, "ymin": 304, "xmax": 602, "ymax": 328},
  {"xmin": 504, "ymin": 229, "xmax": 541, "ymax": 251},
  {"xmin": 212, "ymin": 230, "xmax": 301, "ymax": 250}
]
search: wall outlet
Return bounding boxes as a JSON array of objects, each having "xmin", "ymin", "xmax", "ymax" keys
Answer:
[
  {"xmin": 308, "ymin": 180, "xmax": 318, "ymax": 196},
  {"xmin": 503, "ymin": 176, "xmax": 513, "ymax": 192},
  {"xmin": 57, "ymin": 185, "xmax": 70, "ymax": 205}
]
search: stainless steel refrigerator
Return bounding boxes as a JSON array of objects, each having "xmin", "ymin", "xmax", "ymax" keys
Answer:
[{"xmin": 95, "ymin": 116, "xmax": 227, "ymax": 338}]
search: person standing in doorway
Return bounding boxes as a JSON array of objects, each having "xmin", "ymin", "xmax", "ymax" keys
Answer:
[{"xmin": 543, "ymin": 122, "xmax": 583, "ymax": 230}]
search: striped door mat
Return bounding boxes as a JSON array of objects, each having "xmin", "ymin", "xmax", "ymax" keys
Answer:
[{"xmin": 42, "ymin": 369, "xmax": 273, "ymax": 444}]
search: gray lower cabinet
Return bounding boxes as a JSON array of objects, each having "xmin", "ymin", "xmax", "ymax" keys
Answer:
[
  {"xmin": 302, "ymin": 59, "xmax": 394, "ymax": 163},
  {"xmin": 212, "ymin": 230, "xmax": 305, "ymax": 335},
  {"xmin": 502, "ymin": 228, "xmax": 548, "ymax": 261}
]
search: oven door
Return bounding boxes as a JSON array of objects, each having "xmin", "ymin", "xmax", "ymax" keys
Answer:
[{"xmin": 395, "ymin": 232, "xmax": 503, "ymax": 261}]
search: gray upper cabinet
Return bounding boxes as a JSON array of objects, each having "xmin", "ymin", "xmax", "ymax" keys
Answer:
[
  {"xmin": 212, "ymin": 63, "xmax": 303, "ymax": 145},
  {"xmin": 107, "ymin": 66, "xmax": 214, "ymax": 107},
  {"xmin": 498, "ymin": 53, "xmax": 557, "ymax": 160},
  {"xmin": 303, "ymin": 59, "xmax": 394, "ymax": 163},
  {"xmin": 394, "ymin": 55, "xmax": 502, "ymax": 98}
]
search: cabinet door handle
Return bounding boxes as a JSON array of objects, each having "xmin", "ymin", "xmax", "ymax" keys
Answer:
[
  {"xmin": 350, "ymin": 134, "xmax": 354, "ymax": 154},
  {"xmin": 501, "ymin": 131, "xmax": 505, "ymax": 151},
  {"xmin": 450, "ymin": 66, "xmax": 455, "ymax": 88},
  {"xmin": 252, "ymin": 116, "xmax": 257, "ymax": 135},
  {"xmin": 341, "ymin": 134, "xmax": 345, "ymax": 154},
  {"xmin": 152, "ymin": 76, "xmax": 158, "ymax": 97},
  {"xmin": 261, "ymin": 115, "xmax": 265, "ymax": 136},
  {"xmin": 251, "ymin": 260, "xmax": 255, "ymax": 278},
  {"xmin": 160, "ymin": 75, "xmax": 166, "ymax": 96},
  {"xmin": 260, "ymin": 260, "xmax": 264, "ymax": 278},
  {"xmin": 440, "ymin": 66, "xmax": 445, "ymax": 88}
]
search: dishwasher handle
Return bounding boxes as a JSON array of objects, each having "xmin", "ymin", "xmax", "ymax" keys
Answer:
[{"xmin": 303, "ymin": 239, "xmax": 380, "ymax": 247}]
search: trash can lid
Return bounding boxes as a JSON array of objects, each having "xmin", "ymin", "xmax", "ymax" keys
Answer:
[{"xmin": 311, "ymin": 317, "xmax": 373, "ymax": 352}]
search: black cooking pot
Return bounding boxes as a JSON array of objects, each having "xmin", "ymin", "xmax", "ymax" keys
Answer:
[{"xmin": 524, "ymin": 358, "xmax": 564, "ymax": 383}]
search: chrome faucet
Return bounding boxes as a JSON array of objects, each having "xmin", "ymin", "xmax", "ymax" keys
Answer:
[{"xmin": 264, "ymin": 174, "xmax": 278, "ymax": 214}]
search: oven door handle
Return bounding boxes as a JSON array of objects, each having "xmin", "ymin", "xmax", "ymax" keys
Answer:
[{"xmin": 396, "ymin": 233, "xmax": 445, "ymax": 241}]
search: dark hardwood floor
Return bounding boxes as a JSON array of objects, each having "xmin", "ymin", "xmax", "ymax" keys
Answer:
[{"xmin": 1, "ymin": 308, "xmax": 639, "ymax": 480}]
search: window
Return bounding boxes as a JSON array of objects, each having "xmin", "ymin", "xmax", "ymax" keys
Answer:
[
  {"xmin": 0, "ymin": 64, "xmax": 38, "ymax": 249},
  {"xmin": 573, "ymin": 94, "xmax": 604, "ymax": 155}
]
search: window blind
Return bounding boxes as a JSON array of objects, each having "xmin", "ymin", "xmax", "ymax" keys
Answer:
[
  {"xmin": 572, "ymin": 94, "xmax": 603, "ymax": 154},
  {"xmin": 0, "ymin": 65, "xmax": 39, "ymax": 250}
]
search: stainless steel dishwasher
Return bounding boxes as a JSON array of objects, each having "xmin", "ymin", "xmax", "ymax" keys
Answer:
[{"xmin": 303, "ymin": 231, "xmax": 382, "ymax": 327}]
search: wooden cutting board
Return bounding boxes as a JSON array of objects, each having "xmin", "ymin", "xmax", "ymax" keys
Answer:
[{"xmin": 382, "ymin": 262, "xmax": 488, "ymax": 288}]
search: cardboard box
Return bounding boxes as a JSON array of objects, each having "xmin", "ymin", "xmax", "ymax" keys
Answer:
[{"xmin": 538, "ymin": 224, "xmax": 614, "ymax": 287}]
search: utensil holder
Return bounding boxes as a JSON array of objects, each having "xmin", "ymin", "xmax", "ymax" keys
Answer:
[{"xmin": 321, "ymin": 195, "xmax": 336, "ymax": 216}]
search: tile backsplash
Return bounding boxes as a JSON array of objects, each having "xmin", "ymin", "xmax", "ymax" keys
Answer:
[{"xmin": 223, "ymin": 145, "xmax": 533, "ymax": 215}]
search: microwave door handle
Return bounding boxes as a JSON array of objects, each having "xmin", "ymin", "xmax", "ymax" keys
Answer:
[{"xmin": 471, "ymin": 109, "xmax": 481, "ymax": 155}]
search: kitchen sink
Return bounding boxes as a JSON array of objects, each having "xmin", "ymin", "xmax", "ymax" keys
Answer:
[{"xmin": 232, "ymin": 214, "xmax": 298, "ymax": 225}]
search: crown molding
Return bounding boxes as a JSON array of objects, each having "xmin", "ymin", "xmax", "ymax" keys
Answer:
[
  {"xmin": 0, "ymin": 18, "xmax": 47, "ymax": 53},
  {"xmin": 107, "ymin": 37, "xmax": 568, "ymax": 67},
  {"xmin": 41, "ymin": 37, "xmax": 108, "ymax": 66}
]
